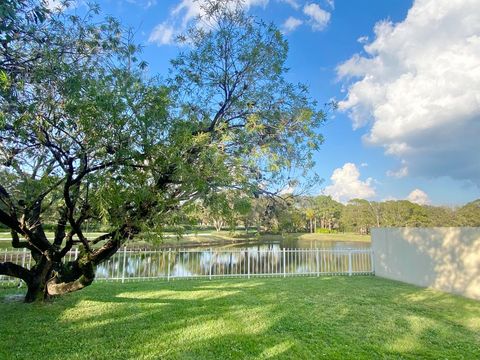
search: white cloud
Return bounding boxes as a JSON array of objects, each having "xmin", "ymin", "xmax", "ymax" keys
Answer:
[
  {"xmin": 279, "ymin": 184, "xmax": 296, "ymax": 195},
  {"xmin": 149, "ymin": 0, "xmax": 270, "ymax": 46},
  {"xmin": 44, "ymin": 0, "xmax": 78, "ymax": 12},
  {"xmin": 149, "ymin": 0, "xmax": 334, "ymax": 45},
  {"xmin": 126, "ymin": 0, "xmax": 157, "ymax": 9},
  {"xmin": 386, "ymin": 165, "xmax": 408, "ymax": 178},
  {"xmin": 148, "ymin": 23, "xmax": 176, "ymax": 45},
  {"xmin": 407, "ymin": 189, "xmax": 430, "ymax": 205},
  {"xmin": 338, "ymin": 0, "xmax": 480, "ymax": 186},
  {"xmin": 303, "ymin": 3, "xmax": 331, "ymax": 31},
  {"xmin": 278, "ymin": 0, "xmax": 300, "ymax": 10},
  {"xmin": 357, "ymin": 35, "xmax": 369, "ymax": 44},
  {"xmin": 45, "ymin": 0, "xmax": 63, "ymax": 10},
  {"xmin": 171, "ymin": 0, "xmax": 203, "ymax": 27},
  {"xmin": 282, "ymin": 16, "xmax": 303, "ymax": 33},
  {"xmin": 324, "ymin": 163, "xmax": 376, "ymax": 203}
]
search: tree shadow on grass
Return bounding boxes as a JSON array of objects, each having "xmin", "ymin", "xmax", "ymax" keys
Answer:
[{"xmin": 0, "ymin": 276, "xmax": 479, "ymax": 359}]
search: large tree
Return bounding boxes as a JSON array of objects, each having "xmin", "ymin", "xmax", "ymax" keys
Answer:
[{"xmin": 0, "ymin": 0, "xmax": 326, "ymax": 302}]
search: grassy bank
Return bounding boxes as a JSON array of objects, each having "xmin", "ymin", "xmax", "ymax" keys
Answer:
[
  {"xmin": 0, "ymin": 231, "xmax": 370, "ymax": 250},
  {"xmin": 1, "ymin": 277, "xmax": 478, "ymax": 359},
  {"xmin": 127, "ymin": 232, "xmax": 371, "ymax": 249},
  {"xmin": 261, "ymin": 232, "xmax": 370, "ymax": 243}
]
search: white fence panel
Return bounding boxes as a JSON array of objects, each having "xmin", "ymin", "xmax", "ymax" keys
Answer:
[{"xmin": 1, "ymin": 248, "xmax": 374, "ymax": 284}]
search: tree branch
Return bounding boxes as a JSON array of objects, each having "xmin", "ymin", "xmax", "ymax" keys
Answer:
[{"xmin": 0, "ymin": 262, "xmax": 32, "ymax": 283}]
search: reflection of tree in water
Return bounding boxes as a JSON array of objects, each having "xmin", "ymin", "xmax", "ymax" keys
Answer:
[
  {"xmin": 172, "ymin": 264, "xmax": 193, "ymax": 277},
  {"xmin": 93, "ymin": 246, "xmax": 372, "ymax": 280}
]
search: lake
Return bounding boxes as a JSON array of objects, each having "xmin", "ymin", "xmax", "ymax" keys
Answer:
[{"xmin": 93, "ymin": 238, "xmax": 372, "ymax": 280}]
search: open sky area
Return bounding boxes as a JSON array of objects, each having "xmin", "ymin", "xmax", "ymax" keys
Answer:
[{"xmin": 50, "ymin": 0, "xmax": 480, "ymax": 206}]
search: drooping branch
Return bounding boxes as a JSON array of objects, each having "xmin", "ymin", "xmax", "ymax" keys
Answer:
[
  {"xmin": 0, "ymin": 262, "xmax": 32, "ymax": 283},
  {"xmin": 46, "ymin": 273, "xmax": 94, "ymax": 296},
  {"xmin": 46, "ymin": 258, "xmax": 95, "ymax": 296}
]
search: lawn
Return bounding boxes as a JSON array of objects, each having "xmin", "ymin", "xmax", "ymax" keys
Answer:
[
  {"xmin": 1, "ymin": 277, "xmax": 478, "ymax": 359},
  {"xmin": 262, "ymin": 232, "xmax": 370, "ymax": 243}
]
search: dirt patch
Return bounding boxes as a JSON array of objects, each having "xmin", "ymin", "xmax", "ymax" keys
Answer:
[{"xmin": 3, "ymin": 294, "xmax": 24, "ymax": 303}]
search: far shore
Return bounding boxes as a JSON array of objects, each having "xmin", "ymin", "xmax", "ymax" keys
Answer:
[{"xmin": 0, "ymin": 231, "xmax": 370, "ymax": 250}]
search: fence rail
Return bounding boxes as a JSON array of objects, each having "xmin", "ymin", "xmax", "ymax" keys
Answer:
[{"xmin": 1, "ymin": 247, "xmax": 374, "ymax": 284}]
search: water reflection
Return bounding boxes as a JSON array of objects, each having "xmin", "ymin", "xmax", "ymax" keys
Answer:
[
  {"xmin": 227, "ymin": 240, "xmax": 370, "ymax": 251},
  {"xmin": 95, "ymin": 246, "xmax": 373, "ymax": 281},
  {"xmin": 0, "ymin": 240, "xmax": 371, "ymax": 284}
]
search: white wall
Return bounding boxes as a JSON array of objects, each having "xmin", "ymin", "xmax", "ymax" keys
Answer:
[{"xmin": 372, "ymin": 227, "xmax": 480, "ymax": 300}]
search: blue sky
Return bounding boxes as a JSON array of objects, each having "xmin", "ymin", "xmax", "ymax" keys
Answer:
[{"xmin": 59, "ymin": 0, "xmax": 480, "ymax": 206}]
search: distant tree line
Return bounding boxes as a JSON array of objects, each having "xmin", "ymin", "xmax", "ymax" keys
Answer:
[
  {"xmin": 4, "ymin": 191, "xmax": 477, "ymax": 236},
  {"xmin": 182, "ymin": 194, "xmax": 480, "ymax": 234}
]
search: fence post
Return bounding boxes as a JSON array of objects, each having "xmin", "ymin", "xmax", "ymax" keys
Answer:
[
  {"xmin": 167, "ymin": 248, "xmax": 171, "ymax": 281},
  {"xmin": 247, "ymin": 250, "xmax": 250, "ymax": 279},
  {"xmin": 209, "ymin": 248, "xmax": 213, "ymax": 280},
  {"xmin": 121, "ymin": 246, "xmax": 127, "ymax": 283},
  {"xmin": 370, "ymin": 250, "xmax": 375, "ymax": 274},
  {"xmin": 316, "ymin": 249, "xmax": 319, "ymax": 276},
  {"xmin": 17, "ymin": 248, "xmax": 27, "ymax": 287},
  {"xmin": 283, "ymin": 248, "xmax": 286, "ymax": 278},
  {"xmin": 348, "ymin": 250, "xmax": 352, "ymax": 276},
  {"xmin": 21, "ymin": 248, "xmax": 26, "ymax": 268}
]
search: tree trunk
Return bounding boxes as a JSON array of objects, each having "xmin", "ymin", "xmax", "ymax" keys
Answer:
[
  {"xmin": 24, "ymin": 261, "xmax": 53, "ymax": 303},
  {"xmin": 0, "ymin": 251, "xmax": 98, "ymax": 303},
  {"xmin": 213, "ymin": 219, "xmax": 224, "ymax": 232},
  {"xmin": 25, "ymin": 275, "xmax": 48, "ymax": 303},
  {"xmin": 0, "ymin": 215, "xmax": 137, "ymax": 303},
  {"xmin": 24, "ymin": 258, "xmax": 56, "ymax": 302}
]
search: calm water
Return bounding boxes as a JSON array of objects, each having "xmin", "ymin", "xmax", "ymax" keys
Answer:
[
  {"xmin": 95, "ymin": 247, "xmax": 373, "ymax": 280},
  {"xmin": 94, "ymin": 238, "xmax": 372, "ymax": 280},
  {"xmin": 0, "ymin": 238, "xmax": 372, "ymax": 283},
  {"xmin": 169, "ymin": 238, "xmax": 371, "ymax": 251}
]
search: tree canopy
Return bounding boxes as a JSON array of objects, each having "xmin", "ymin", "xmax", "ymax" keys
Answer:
[{"xmin": 0, "ymin": 1, "xmax": 326, "ymax": 301}]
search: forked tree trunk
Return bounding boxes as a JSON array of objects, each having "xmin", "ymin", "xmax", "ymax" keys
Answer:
[
  {"xmin": 1, "ymin": 251, "xmax": 97, "ymax": 303},
  {"xmin": 213, "ymin": 218, "xmax": 224, "ymax": 232}
]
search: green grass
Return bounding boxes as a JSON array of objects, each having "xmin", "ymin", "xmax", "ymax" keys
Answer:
[
  {"xmin": 1, "ymin": 277, "xmax": 478, "ymax": 359},
  {"xmin": 263, "ymin": 232, "xmax": 370, "ymax": 243}
]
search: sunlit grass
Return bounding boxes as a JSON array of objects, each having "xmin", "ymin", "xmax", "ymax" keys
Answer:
[
  {"xmin": 1, "ymin": 276, "xmax": 478, "ymax": 359},
  {"xmin": 294, "ymin": 232, "xmax": 370, "ymax": 242}
]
